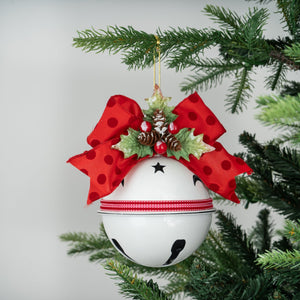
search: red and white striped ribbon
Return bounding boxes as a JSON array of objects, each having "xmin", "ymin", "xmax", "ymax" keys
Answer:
[{"xmin": 100, "ymin": 198, "xmax": 213, "ymax": 212}]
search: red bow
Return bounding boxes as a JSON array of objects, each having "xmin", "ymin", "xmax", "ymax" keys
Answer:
[{"xmin": 68, "ymin": 92, "xmax": 252, "ymax": 205}]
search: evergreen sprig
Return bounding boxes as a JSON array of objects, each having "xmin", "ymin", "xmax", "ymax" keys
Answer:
[
  {"xmin": 184, "ymin": 209, "xmax": 295, "ymax": 299},
  {"xmin": 257, "ymin": 249, "xmax": 300, "ymax": 269},
  {"xmin": 277, "ymin": 0, "xmax": 300, "ymax": 39},
  {"xmin": 226, "ymin": 67, "xmax": 254, "ymax": 113},
  {"xmin": 73, "ymin": 2, "xmax": 298, "ymax": 113},
  {"xmin": 284, "ymin": 42, "xmax": 300, "ymax": 62},
  {"xmin": 257, "ymin": 218, "xmax": 300, "ymax": 269},
  {"xmin": 180, "ymin": 62, "xmax": 242, "ymax": 94},
  {"xmin": 237, "ymin": 132, "xmax": 300, "ymax": 220},
  {"xmin": 105, "ymin": 260, "xmax": 171, "ymax": 300},
  {"xmin": 281, "ymin": 80, "xmax": 300, "ymax": 96},
  {"xmin": 215, "ymin": 210, "xmax": 260, "ymax": 275},
  {"xmin": 264, "ymin": 61, "xmax": 287, "ymax": 90},
  {"xmin": 59, "ymin": 224, "xmax": 115, "ymax": 260},
  {"xmin": 249, "ymin": 208, "xmax": 274, "ymax": 253},
  {"xmin": 73, "ymin": 26, "xmax": 158, "ymax": 69},
  {"xmin": 280, "ymin": 219, "xmax": 300, "ymax": 246}
]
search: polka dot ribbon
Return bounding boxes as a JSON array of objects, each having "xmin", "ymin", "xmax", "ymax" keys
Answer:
[{"xmin": 68, "ymin": 93, "xmax": 252, "ymax": 205}]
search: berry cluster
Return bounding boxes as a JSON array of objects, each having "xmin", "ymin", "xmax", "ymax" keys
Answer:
[{"xmin": 138, "ymin": 110, "xmax": 180, "ymax": 155}]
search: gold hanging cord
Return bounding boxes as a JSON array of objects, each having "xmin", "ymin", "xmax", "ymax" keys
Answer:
[{"xmin": 153, "ymin": 35, "xmax": 161, "ymax": 88}]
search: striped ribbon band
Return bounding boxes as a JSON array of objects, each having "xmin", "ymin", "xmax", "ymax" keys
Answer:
[{"xmin": 100, "ymin": 199, "xmax": 213, "ymax": 212}]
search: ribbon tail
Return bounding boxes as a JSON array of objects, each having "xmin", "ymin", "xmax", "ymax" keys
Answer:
[
  {"xmin": 178, "ymin": 142, "xmax": 253, "ymax": 203},
  {"xmin": 68, "ymin": 138, "xmax": 145, "ymax": 205}
]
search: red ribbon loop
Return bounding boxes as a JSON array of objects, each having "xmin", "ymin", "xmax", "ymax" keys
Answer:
[{"xmin": 68, "ymin": 93, "xmax": 252, "ymax": 205}]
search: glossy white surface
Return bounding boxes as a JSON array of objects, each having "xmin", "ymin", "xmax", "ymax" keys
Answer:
[
  {"xmin": 102, "ymin": 212, "xmax": 212, "ymax": 267},
  {"xmin": 102, "ymin": 156, "xmax": 213, "ymax": 266},
  {"xmin": 104, "ymin": 156, "xmax": 210, "ymax": 201}
]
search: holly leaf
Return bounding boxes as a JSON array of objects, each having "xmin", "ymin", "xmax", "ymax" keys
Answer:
[
  {"xmin": 167, "ymin": 128, "xmax": 215, "ymax": 161},
  {"xmin": 143, "ymin": 86, "xmax": 177, "ymax": 123},
  {"xmin": 112, "ymin": 128, "xmax": 153, "ymax": 158}
]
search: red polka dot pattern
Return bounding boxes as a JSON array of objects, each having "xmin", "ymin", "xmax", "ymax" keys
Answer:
[
  {"xmin": 203, "ymin": 134, "xmax": 210, "ymax": 143},
  {"xmin": 90, "ymin": 139, "xmax": 100, "ymax": 147},
  {"xmin": 188, "ymin": 112, "xmax": 197, "ymax": 121},
  {"xmin": 97, "ymin": 174, "xmax": 107, "ymax": 184},
  {"xmin": 115, "ymin": 167, "xmax": 122, "ymax": 175},
  {"xmin": 104, "ymin": 155, "xmax": 114, "ymax": 165},
  {"xmin": 189, "ymin": 94, "xmax": 199, "ymax": 103},
  {"xmin": 236, "ymin": 157, "xmax": 245, "ymax": 165},
  {"xmin": 107, "ymin": 117, "xmax": 118, "ymax": 128},
  {"xmin": 178, "ymin": 139, "xmax": 252, "ymax": 204},
  {"xmin": 214, "ymin": 142, "xmax": 222, "ymax": 152},
  {"xmin": 209, "ymin": 184, "xmax": 220, "ymax": 192},
  {"xmin": 86, "ymin": 150, "xmax": 96, "ymax": 160},
  {"xmin": 86, "ymin": 95, "xmax": 144, "ymax": 147},
  {"xmin": 221, "ymin": 160, "xmax": 231, "ymax": 170},
  {"xmin": 68, "ymin": 138, "xmax": 145, "ymax": 205},
  {"xmin": 89, "ymin": 192, "xmax": 100, "ymax": 202},
  {"xmin": 172, "ymin": 92, "xmax": 226, "ymax": 142},
  {"xmin": 112, "ymin": 180, "xmax": 120, "ymax": 187},
  {"xmin": 228, "ymin": 179, "xmax": 236, "ymax": 188},
  {"xmin": 203, "ymin": 166, "xmax": 213, "ymax": 175},
  {"xmin": 206, "ymin": 115, "xmax": 216, "ymax": 125}
]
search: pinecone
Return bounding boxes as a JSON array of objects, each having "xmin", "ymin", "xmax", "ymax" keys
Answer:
[
  {"xmin": 138, "ymin": 130, "xmax": 159, "ymax": 147},
  {"xmin": 153, "ymin": 109, "xmax": 168, "ymax": 136},
  {"xmin": 163, "ymin": 132, "xmax": 182, "ymax": 151}
]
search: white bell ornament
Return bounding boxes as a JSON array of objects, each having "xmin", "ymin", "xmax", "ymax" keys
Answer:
[{"xmin": 100, "ymin": 156, "xmax": 214, "ymax": 267}]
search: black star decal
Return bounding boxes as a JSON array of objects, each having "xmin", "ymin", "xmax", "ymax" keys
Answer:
[{"xmin": 152, "ymin": 162, "xmax": 166, "ymax": 173}]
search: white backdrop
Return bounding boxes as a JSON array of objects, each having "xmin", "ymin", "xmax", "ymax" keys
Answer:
[{"xmin": 0, "ymin": 1, "xmax": 293, "ymax": 299}]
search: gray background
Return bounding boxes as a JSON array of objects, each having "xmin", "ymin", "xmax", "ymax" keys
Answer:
[{"xmin": 0, "ymin": 0, "xmax": 294, "ymax": 299}]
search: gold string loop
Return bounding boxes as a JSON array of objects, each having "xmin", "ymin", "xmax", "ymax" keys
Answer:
[{"xmin": 153, "ymin": 35, "xmax": 161, "ymax": 88}]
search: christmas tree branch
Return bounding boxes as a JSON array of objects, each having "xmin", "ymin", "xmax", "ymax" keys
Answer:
[
  {"xmin": 284, "ymin": 42, "xmax": 300, "ymax": 63},
  {"xmin": 73, "ymin": 26, "xmax": 155, "ymax": 55},
  {"xmin": 105, "ymin": 261, "xmax": 171, "ymax": 300},
  {"xmin": 280, "ymin": 219, "xmax": 300, "ymax": 246},
  {"xmin": 257, "ymin": 249, "xmax": 300, "ymax": 269},
  {"xmin": 59, "ymin": 224, "xmax": 114, "ymax": 259},
  {"xmin": 203, "ymin": 4, "xmax": 244, "ymax": 30},
  {"xmin": 72, "ymin": 3, "xmax": 299, "ymax": 112},
  {"xmin": 238, "ymin": 132, "xmax": 300, "ymax": 220},
  {"xmin": 249, "ymin": 208, "xmax": 274, "ymax": 253},
  {"xmin": 185, "ymin": 260, "xmax": 239, "ymax": 300},
  {"xmin": 215, "ymin": 210, "xmax": 260, "ymax": 275},
  {"xmin": 264, "ymin": 61, "xmax": 287, "ymax": 91},
  {"xmin": 239, "ymin": 273, "xmax": 274, "ymax": 300},
  {"xmin": 270, "ymin": 50, "xmax": 300, "ymax": 70},
  {"xmin": 276, "ymin": 0, "xmax": 300, "ymax": 39},
  {"xmin": 180, "ymin": 65, "xmax": 241, "ymax": 94},
  {"xmin": 226, "ymin": 67, "xmax": 254, "ymax": 113},
  {"xmin": 195, "ymin": 231, "xmax": 245, "ymax": 276},
  {"xmin": 281, "ymin": 80, "xmax": 300, "ymax": 96}
]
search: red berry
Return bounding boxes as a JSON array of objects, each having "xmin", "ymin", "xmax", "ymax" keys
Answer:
[
  {"xmin": 140, "ymin": 121, "xmax": 152, "ymax": 132},
  {"xmin": 168, "ymin": 122, "xmax": 179, "ymax": 134},
  {"xmin": 154, "ymin": 141, "xmax": 167, "ymax": 154}
]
